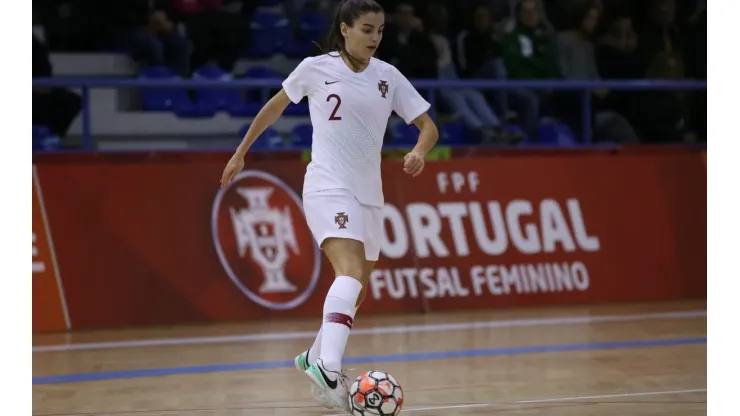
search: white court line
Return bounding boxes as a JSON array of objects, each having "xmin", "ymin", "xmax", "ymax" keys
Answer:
[
  {"xmin": 516, "ymin": 388, "xmax": 707, "ymax": 403},
  {"xmin": 33, "ymin": 310, "xmax": 706, "ymax": 353},
  {"xmin": 397, "ymin": 403, "xmax": 490, "ymax": 413},
  {"xmin": 327, "ymin": 403, "xmax": 489, "ymax": 416},
  {"xmin": 33, "ymin": 165, "xmax": 72, "ymax": 330},
  {"xmin": 328, "ymin": 388, "xmax": 707, "ymax": 415}
]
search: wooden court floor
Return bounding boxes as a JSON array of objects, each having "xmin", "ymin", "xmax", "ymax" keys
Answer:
[{"xmin": 33, "ymin": 300, "xmax": 706, "ymax": 415}]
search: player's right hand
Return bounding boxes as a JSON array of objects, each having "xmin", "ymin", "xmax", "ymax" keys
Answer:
[
  {"xmin": 403, "ymin": 151, "xmax": 425, "ymax": 177},
  {"xmin": 220, "ymin": 156, "xmax": 245, "ymax": 189}
]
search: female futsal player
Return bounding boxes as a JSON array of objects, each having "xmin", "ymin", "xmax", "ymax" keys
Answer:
[{"xmin": 220, "ymin": 0, "xmax": 439, "ymax": 411}]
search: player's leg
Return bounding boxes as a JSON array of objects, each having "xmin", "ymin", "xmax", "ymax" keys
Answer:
[
  {"xmin": 315, "ymin": 237, "xmax": 365, "ymax": 372},
  {"xmin": 299, "ymin": 190, "xmax": 367, "ymax": 411},
  {"xmin": 356, "ymin": 260, "xmax": 375, "ymax": 311},
  {"xmin": 357, "ymin": 202, "xmax": 383, "ymax": 307},
  {"xmin": 300, "ymin": 263, "xmax": 370, "ymax": 371},
  {"xmin": 301, "ymin": 237, "xmax": 364, "ymax": 411}
]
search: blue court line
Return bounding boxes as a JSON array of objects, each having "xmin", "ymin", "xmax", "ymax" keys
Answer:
[{"xmin": 33, "ymin": 337, "xmax": 706, "ymax": 385}]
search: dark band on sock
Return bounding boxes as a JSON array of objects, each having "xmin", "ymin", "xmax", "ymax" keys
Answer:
[{"xmin": 325, "ymin": 312, "xmax": 354, "ymax": 329}]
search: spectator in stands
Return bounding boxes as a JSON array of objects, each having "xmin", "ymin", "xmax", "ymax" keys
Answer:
[
  {"xmin": 541, "ymin": 0, "xmax": 581, "ymax": 30},
  {"xmin": 636, "ymin": 0, "xmax": 684, "ymax": 75},
  {"xmin": 502, "ymin": 0, "xmax": 559, "ymax": 142},
  {"xmin": 168, "ymin": 0, "xmax": 249, "ymax": 72},
  {"xmin": 503, "ymin": 0, "xmax": 558, "ymax": 80},
  {"xmin": 553, "ymin": 1, "xmax": 639, "ymax": 143},
  {"xmin": 426, "ymin": 3, "xmax": 521, "ymax": 144},
  {"xmin": 555, "ymin": 3, "xmax": 603, "ymax": 80},
  {"xmin": 377, "ymin": 2, "xmax": 438, "ymax": 79},
  {"xmin": 33, "ymin": 35, "xmax": 81, "ymax": 143},
  {"xmin": 455, "ymin": 4, "xmax": 513, "ymax": 124},
  {"xmin": 34, "ymin": 0, "xmax": 100, "ymax": 52},
  {"xmin": 457, "ymin": 4, "xmax": 506, "ymax": 80},
  {"xmin": 683, "ymin": 0, "xmax": 706, "ymax": 140},
  {"xmin": 497, "ymin": 0, "xmax": 554, "ymax": 32},
  {"xmin": 596, "ymin": 15, "xmax": 641, "ymax": 79},
  {"xmin": 629, "ymin": 52, "xmax": 697, "ymax": 143},
  {"xmin": 105, "ymin": 1, "xmax": 192, "ymax": 76},
  {"xmin": 594, "ymin": 14, "xmax": 643, "ymax": 136},
  {"xmin": 683, "ymin": 0, "xmax": 705, "ymax": 80}
]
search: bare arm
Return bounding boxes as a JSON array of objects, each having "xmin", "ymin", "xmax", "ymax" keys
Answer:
[
  {"xmin": 403, "ymin": 112, "xmax": 439, "ymax": 177},
  {"xmin": 411, "ymin": 112, "xmax": 439, "ymax": 156},
  {"xmin": 220, "ymin": 89, "xmax": 292, "ymax": 188},
  {"xmin": 233, "ymin": 89, "xmax": 292, "ymax": 158}
]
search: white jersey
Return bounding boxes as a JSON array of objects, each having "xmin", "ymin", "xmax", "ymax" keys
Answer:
[{"xmin": 282, "ymin": 54, "xmax": 430, "ymax": 208}]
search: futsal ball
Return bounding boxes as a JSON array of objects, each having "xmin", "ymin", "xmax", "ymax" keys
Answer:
[{"xmin": 348, "ymin": 371, "xmax": 404, "ymax": 416}]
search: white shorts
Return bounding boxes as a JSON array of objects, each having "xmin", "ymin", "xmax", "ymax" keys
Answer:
[{"xmin": 302, "ymin": 189, "xmax": 383, "ymax": 261}]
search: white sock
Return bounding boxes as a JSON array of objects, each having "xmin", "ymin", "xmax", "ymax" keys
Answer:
[
  {"xmin": 308, "ymin": 305, "xmax": 360, "ymax": 365},
  {"xmin": 318, "ymin": 276, "xmax": 363, "ymax": 373},
  {"xmin": 308, "ymin": 327, "xmax": 322, "ymax": 364}
]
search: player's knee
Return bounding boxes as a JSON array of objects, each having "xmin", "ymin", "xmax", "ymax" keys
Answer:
[
  {"xmin": 332, "ymin": 263, "xmax": 364, "ymax": 281},
  {"xmin": 327, "ymin": 253, "xmax": 364, "ymax": 279},
  {"xmin": 355, "ymin": 284, "xmax": 368, "ymax": 309},
  {"xmin": 322, "ymin": 238, "xmax": 366, "ymax": 279}
]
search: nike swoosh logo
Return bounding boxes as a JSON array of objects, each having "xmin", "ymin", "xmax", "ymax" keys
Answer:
[
  {"xmin": 325, "ymin": 81, "xmax": 339, "ymax": 85},
  {"xmin": 318, "ymin": 364, "xmax": 338, "ymax": 389}
]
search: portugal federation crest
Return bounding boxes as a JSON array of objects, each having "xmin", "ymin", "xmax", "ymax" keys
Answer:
[
  {"xmin": 335, "ymin": 212, "xmax": 349, "ymax": 229},
  {"xmin": 378, "ymin": 80, "xmax": 389, "ymax": 99},
  {"xmin": 211, "ymin": 170, "xmax": 322, "ymax": 311}
]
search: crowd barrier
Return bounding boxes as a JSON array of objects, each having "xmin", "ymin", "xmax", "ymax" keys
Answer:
[
  {"xmin": 32, "ymin": 78, "xmax": 707, "ymax": 149},
  {"xmin": 32, "ymin": 147, "xmax": 706, "ymax": 332}
]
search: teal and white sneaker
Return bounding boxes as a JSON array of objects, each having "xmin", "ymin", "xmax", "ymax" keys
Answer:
[
  {"xmin": 294, "ymin": 349, "xmax": 311, "ymax": 372},
  {"xmin": 304, "ymin": 358, "xmax": 351, "ymax": 413},
  {"xmin": 295, "ymin": 350, "xmax": 334, "ymax": 409}
]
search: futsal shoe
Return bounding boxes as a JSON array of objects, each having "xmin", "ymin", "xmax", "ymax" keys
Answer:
[
  {"xmin": 304, "ymin": 358, "xmax": 352, "ymax": 413},
  {"xmin": 295, "ymin": 349, "xmax": 334, "ymax": 409}
]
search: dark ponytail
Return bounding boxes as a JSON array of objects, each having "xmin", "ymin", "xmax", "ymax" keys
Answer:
[{"xmin": 314, "ymin": 0, "xmax": 384, "ymax": 71}]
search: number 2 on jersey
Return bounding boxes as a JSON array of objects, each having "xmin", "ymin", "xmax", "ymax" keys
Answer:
[{"xmin": 327, "ymin": 94, "xmax": 342, "ymax": 121}]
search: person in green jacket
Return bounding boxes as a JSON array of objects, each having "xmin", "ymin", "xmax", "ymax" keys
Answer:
[
  {"xmin": 501, "ymin": 0, "xmax": 558, "ymax": 141},
  {"xmin": 502, "ymin": 0, "xmax": 559, "ymax": 80}
]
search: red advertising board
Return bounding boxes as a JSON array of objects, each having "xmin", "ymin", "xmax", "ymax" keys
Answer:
[
  {"xmin": 32, "ymin": 167, "xmax": 69, "ymax": 332},
  {"xmin": 32, "ymin": 149, "xmax": 706, "ymax": 331}
]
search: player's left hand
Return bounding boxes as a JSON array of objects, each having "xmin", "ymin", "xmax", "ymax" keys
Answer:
[{"xmin": 403, "ymin": 151, "xmax": 425, "ymax": 177}]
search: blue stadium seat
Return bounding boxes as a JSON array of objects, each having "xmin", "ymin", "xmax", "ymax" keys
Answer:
[
  {"xmin": 193, "ymin": 65, "xmax": 246, "ymax": 113},
  {"xmin": 243, "ymin": 66, "xmax": 283, "ymax": 108},
  {"xmin": 248, "ymin": 10, "xmax": 292, "ymax": 57},
  {"xmin": 251, "ymin": 9, "xmax": 286, "ymax": 30},
  {"xmin": 246, "ymin": 31, "xmax": 277, "ymax": 57},
  {"xmin": 32, "ymin": 125, "xmax": 60, "ymax": 151},
  {"xmin": 440, "ymin": 122, "xmax": 466, "ymax": 145},
  {"xmin": 538, "ymin": 120, "xmax": 577, "ymax": 146},
  {"xmin": 300, "ymin": 10, "xmax": 329, "ymax": 30},
  {"xmin": 295, "ymin": 11, "xmax": 329, "ymax": 56},
  {"xmin": 275, "ymin": 26, "xmax": 299, "ymax": 57},
  {"xmin": 392, "ymin": 123, "xmax": 420, "ymax": 146},
  {"xmin": 139, "ymin": 67, "xmax": 190, "ymax": 111},
  {"xmin": 229, "ymin": 102, "xmax": 263, "ymax": 117},
  {"xmin": 291, "ymin": 123, "xmax": 313, "ymax": 148},
  {"xmin": 239, "ymin": 124, "xmax": 284, "ymax": 149},
  {"xmin": 284, "ymin": 101, "xmax": 310, "ymax": 116},
  {"xmin": 138, "ymin": 67, "xmax": 216, "ymax": 117},
  {"xmin": 33, "ymin": 124, "xmax": 52, "ymax": 140},
  {"xmin": 191, "ymin": 65, "xmax": 262, "ymax": 116},
  {"xmin": 501, "ymin": 123, "xmax": 529, "ymax": 144},
  {"xmin": 244, "ymin": 66, "xmax": 283, "ymax": 79},
  {"xmin": 173, "ymin": 101, "xmax": 218, "ymax": 118}
]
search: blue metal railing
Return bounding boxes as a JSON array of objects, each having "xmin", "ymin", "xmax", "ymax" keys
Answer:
[{"xmin": 32, "ymin": 78, "xmax": 706, "ymax": 150}]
